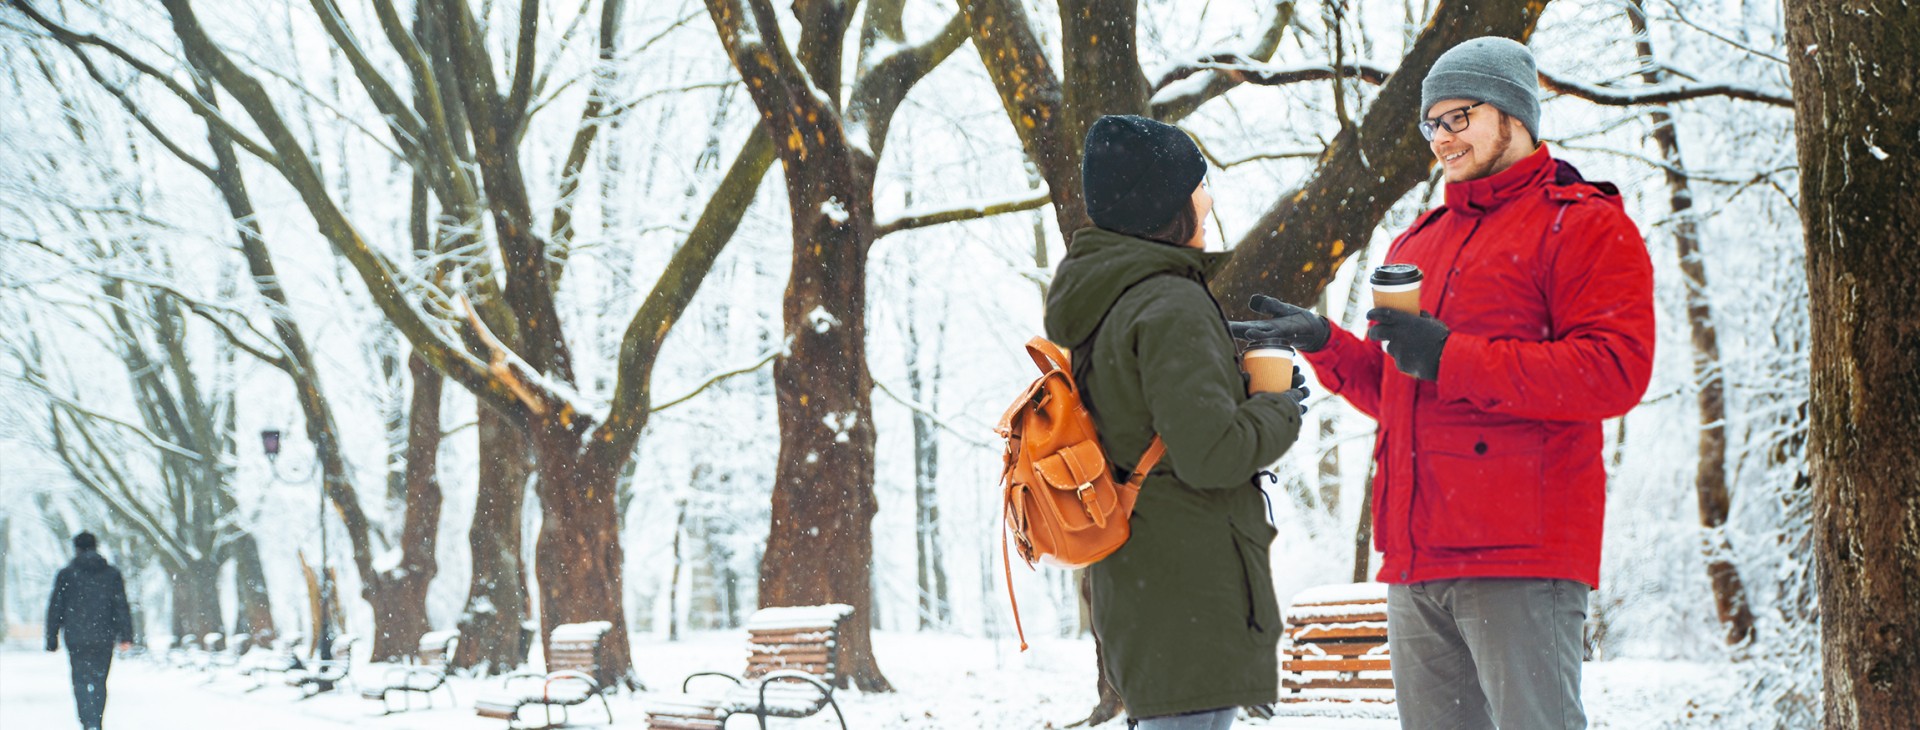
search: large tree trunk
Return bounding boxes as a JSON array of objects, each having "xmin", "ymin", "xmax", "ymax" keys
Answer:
[
  {"xmin": 454, "ymin": 406, "xmax": 533, "ymax": 674},
  {"xmin": 229, "ymin": 534, "xmax": 276, "ymax": 644},
  {"xmin": 365, "ymin": 355, "xmax": 444, "ymax": 661},
  {"xmin": 1624, "ymin": 0, "xmax": 1752, "ymax": 646},
  {"xmin": 1784, "ymin": 2, "xmax": 1920, "ymax": 727},
  {"xmin": 530, "ymin": 445, "xmax": 633, "ymax": 687},
  {"xmin": 167, "ymin": 560, "xmax": 222, "ymax": 640}
]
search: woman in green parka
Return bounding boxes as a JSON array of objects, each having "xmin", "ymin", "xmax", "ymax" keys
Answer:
[{"xmin": 1043, "ymin": 115, "xmax": 1308, "ymax": 729}]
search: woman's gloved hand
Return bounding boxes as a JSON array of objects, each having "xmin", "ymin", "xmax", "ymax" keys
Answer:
[{"xmin": 1227, "ymin": 294, "xmax": 1332, "ymax": 353}]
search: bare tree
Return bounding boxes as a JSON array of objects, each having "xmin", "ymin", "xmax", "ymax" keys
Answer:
[{"xmin": 703, "ymin": 0, "xmax": 974, "ymax": 691}]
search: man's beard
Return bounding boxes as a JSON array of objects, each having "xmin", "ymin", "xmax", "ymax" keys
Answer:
[{"xmin": 1458, "ymin": 121, "xmax": 1516, "ymax": 181}]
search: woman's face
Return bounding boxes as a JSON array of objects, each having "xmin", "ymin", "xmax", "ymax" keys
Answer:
[{"xmin": 1187, "ymin": 179, "xmax": 1214, "ymax": 249}]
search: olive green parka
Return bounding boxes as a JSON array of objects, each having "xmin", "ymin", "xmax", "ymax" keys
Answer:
[{"xmin": 1043, "ymin": 227, "xmax": 1302, "ymax": 718}]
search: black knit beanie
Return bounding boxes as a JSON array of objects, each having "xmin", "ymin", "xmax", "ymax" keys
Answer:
[
  {"xmin": 1081, "ymin": 115, "xmax": 1208, "ymax": 236},
  {"xmin": 74, "ymin": 531, "xmax": 98, "ymax": 552}
]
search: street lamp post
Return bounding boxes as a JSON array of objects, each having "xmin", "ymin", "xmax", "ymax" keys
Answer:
[{"xmin": 262, "ymin": 429, "xmax": 334, "ymax": 689}]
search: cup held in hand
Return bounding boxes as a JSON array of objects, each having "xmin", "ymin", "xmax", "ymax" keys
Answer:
[
  {"xmin": 1242, "ymin": 343, "xmax": 1296, "ymax": 395},
  {"xmin": 1370, "ymin": 264, "xmax": 1424, "ymax": 315}
]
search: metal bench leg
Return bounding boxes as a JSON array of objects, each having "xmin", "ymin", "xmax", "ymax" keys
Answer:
[
  {"xmin": 599, "ymin": 693, "xmax": 613, "ymax": 724},
  {"xmin": 823, "ymin": 694, "xmax": 850, "ymax": 730}
]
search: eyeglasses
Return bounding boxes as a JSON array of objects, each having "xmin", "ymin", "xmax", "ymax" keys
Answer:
[{"xmin": 1418, "ymin": 102, "xmax": 1487, "ymax": 141}]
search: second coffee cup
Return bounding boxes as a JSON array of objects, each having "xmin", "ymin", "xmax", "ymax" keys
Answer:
[
  {"xmin": 1370, "ymin": 263, "xmax": 1424, "ymax": 314},
  {"xmin": 1242, "ymin": 344, "xmax": 1296, "ymax": 395}
]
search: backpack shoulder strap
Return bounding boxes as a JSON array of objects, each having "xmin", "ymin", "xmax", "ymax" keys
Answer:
[
  {"xmin": 1025, "ymin": 337, "xmax": 1070, "ymax": 375},
  {"xmin": 1124, "ymin": 436, "xmax": 1166, "ymax": 488}
]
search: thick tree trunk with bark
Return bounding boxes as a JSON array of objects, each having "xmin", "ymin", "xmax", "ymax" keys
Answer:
[
  {"xmin": 366, "ymin": 355, "xmax": 444, "ymax": 661},
  {"xmin": 455, "ymin": 407, "xmax": 533, "ymax": 673},
  {"xmin": 1624, "ymin": 0, "xmax": 1752, "ymax": 646},
  {"xmin": 1783, "ymin": 2, "xmax": 1920, "ymax": 727},
  {"xmin": 229, "ymin": 534, "xmax": 276, "ymax": 643},
  {"xmin": 707, "ymin": 0, "xmax": 968, "ymax": 693}
]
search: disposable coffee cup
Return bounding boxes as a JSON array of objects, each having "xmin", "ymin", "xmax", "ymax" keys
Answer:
[
  {"xmin": 1370, "ymin": 264, "xmax": 1424, "ymax": 315},
  {"xmin": 1242, "ymin": 344, "xmax": 1296, "ymax": 395}
]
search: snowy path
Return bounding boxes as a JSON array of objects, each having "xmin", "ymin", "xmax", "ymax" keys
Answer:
[{"xmin": 1, "ymin": 634, "xmax": 1725, "ymax": 729}]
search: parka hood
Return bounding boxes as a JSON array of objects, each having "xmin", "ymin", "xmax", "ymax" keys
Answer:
[{"xmin": 1044, "ymin": 227, "xmax": 1231, "ymax": 348}]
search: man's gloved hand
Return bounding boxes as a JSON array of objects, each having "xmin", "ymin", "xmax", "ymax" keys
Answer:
[
  {"xmin": 1228, "ymin": 295, "xmax": 1332, "ymax": 353},
  {"xmin": 1365, "ymin": 308, "xmax": 1450, "ymax": 381},
  {"xmin": 46, "ymin": 637, "xmax": 58, "ymax": 653}
]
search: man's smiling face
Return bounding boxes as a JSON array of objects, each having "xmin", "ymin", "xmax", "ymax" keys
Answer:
[{"xmin": 1425, "ymin": 99, "xmax": 1530, "ymax": 182}]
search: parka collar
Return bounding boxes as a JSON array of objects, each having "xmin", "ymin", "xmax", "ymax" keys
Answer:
[{"xmin": 1444, "ymin": 143, "xmax": 1555, "ymax": 217}]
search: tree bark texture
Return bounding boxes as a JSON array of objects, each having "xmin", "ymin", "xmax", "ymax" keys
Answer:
[
  {"xmin": 454, "ymin": 406, "xmax": 534, "ymax": 674},
  {"xmin": 365, "ymin": 355, "xmax": 444, "ymax": 661},
  {"xmin": 1784, "ymin": 1, "xmax": 1920, "ymax": 727},
  {"xmin": 229, "ymin": 534, "xmax": 277, "ymax": 643}
]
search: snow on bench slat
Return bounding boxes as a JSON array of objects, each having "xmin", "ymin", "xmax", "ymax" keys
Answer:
[
  {"xmin": 1287, "ymin": 603, "xmax": 1388, "ymax": 622},
  {"xmin": 550, "ymin": 621, "xmax": 613, "ymax": 642},
  {"xmin": 419, "ymin": 629, "xmax": 460, "ymax": 648},
  {"xmin": 745, "ymin": 604, "xmax": 853, "ymax": 631},
  {"xmin": 1288, "ymin": 582, "xmax": 1388, "ymax": 607}
]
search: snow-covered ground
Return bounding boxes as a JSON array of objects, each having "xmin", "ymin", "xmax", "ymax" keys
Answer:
[{"xmin": 0, "ymin": 633, "xmax": 1730, "ymax": 729}]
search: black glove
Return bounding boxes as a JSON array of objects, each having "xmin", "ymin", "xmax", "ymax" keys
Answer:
[
  {"xmin": 1228, "ymin": 295, "xmax": 1332, "ymax": 353},
  {"xmin": 1274, "ymin": 365, "xmax": 1311, "ymax": 416},
  {"xmin": 1365, "ymin": 308, "xmax": 1449, "ymax": 381}
]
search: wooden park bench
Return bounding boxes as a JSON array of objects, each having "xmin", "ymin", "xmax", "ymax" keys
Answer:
[
  {"xmin": 643, "ymin": 604, "xmax": 853, "ymax": 730},
  {"xmin": 475, "ymin": 621, "xmax": 615, "ymax": 728},
  {"xmin": 1277, "ymin": 583, "xmax": 1397, "ymax": 719},
  {"xmin": 361, "ymin": 629, "xmax": 460, "ymax": 713},
  {"xmin": 239, "ymin": 634, "xmax": 306, "ymax": 691},
  {"xmin": 288, "ymin": 634, "xmax": 359, "ymax": 698}
]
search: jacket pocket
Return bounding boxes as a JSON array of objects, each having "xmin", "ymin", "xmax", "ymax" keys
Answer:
[
  {"xmin": 1229, "ymin": 517, "xmax": 1282, "ymax": 643},
  {"xmin": 1414, "ymin": 426, "xmax": 1546, "ymax": 549}
]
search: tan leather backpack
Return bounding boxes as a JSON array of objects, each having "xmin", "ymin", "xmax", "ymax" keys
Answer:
[{"xmin": 995, "ymin": 337, "xmax": 1163, "ymax": 650}]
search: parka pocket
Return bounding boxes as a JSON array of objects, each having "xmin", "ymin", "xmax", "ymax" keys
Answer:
[
  {"xmin": 1415, "ymin": 427, "xmax": 1546, "ymax": 549},
  {"xmin": 1229, "ymin": 517, "xmax": 1282, "ymax": 643}
]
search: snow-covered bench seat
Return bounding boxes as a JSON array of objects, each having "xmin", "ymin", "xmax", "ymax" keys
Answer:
[
  {"xmin": 361, "ymin": 629, "xmax": 460, "ymax": 713},
  {"xmin": 642, "ymin": 604, "xmax": 854, "ymax": 730},
  {"xmin": 474, "ymin": 621, "xmax": 614, "ymax": 728},
  {"xmin": 238, "ymin": 634, "xmax": 306, "ymax": 691},
  {"xmin": 1278, "ymin": 583, "xmax": 1397, "ymax": 717},
  {"xmin": 287, "ymin": 634, "xmax": 359, "ymax": 698}
]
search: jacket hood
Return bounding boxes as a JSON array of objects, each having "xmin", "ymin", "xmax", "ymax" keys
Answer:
[
  {"xmin": 1044, "ymin": 227, "xmax": 1231, "ymax": 348},
  {"xmin": 71, "ymin": 551, "xmax": 110, "ymax": 572}
]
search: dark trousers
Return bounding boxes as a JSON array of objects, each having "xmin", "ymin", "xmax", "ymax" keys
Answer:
[{"xmin": 67, "ymin": 642, "xmax": 114, "ymax": 730}]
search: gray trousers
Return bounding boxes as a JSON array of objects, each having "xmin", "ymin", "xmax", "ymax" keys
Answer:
[
  {"xmin": 1388, "ymin": 578, "xmax": 1589, "ymax": 730},
  {"xmin": 1130, "ymin": 707, "xmax": 1236, "ymax": 729}
]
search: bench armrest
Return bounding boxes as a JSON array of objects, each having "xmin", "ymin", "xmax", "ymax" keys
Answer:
[
  {"xmin": 543, "ymin": 669, "xmax": 600, "ymax": 701},
  {"xmin": 755, "ymin": 670, "xmax": 834, "ymax": 710},
  {"xmin": 682, "ymin": 671, "xmax": 743, "ymax": 694},
  {"xmin": 382, "ymin": 665, "xmax": 446, "ymax": 687}
]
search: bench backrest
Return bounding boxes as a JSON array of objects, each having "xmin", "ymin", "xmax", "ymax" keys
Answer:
[
  {"xmin": 417, "ymin": 630, "xmax": 460, "ymax": 668},
  {"xmin": 547, "ymin": 622, "xmax": 613, "ymax": 687},
  {"xmin": 739, "ymin": 604, "xmax": 853, "ymax": 685},
  {"xmin": 1279, "ymin": 584, "xmax": 1393, "ymax": 701}
]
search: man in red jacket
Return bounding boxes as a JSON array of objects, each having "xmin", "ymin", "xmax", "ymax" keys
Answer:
[{"xmin": 1232, "ymin": 37, "xmax": 1655, "ymax": 729}]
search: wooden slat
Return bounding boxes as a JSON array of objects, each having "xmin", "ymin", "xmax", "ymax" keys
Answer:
[
  {"xmin": 1276, "ymin": 695, "xmax": 1396, "ymax": 704},
  {"xmin": 648, "ymin": 720, "xmax": 726, "ymax": 730},
  {"xmin": 748, "ymin": 648, "xmax": 830, "ymax": 664},
  {"xmin": 1285, "ymin": 610, "xmax": 1389, "ymax": 624},
  {"xmin": 1282, "ymin": 641, "xmax": 1387, "ymax": 657},
  {"xmin": 1283, "ymin": 658, "xmax": 1393, "ymax": 673},
  {"xmin": 1288, "ymin": 624, "xmax": 1388, "ymax": 641},
  {"xmin": 1283, "ymin": 678, "xmax": 1394, "ymax": 691}
]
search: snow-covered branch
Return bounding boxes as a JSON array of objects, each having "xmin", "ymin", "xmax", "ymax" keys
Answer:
[{"xmin": 1539, "ymin": 69, "xmax": 1791, "ymax": 108}]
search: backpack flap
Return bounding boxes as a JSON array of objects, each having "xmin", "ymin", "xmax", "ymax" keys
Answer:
[{"xmin": 1032, "ymin": 440, "xmax": 1113, "ymax": 529}]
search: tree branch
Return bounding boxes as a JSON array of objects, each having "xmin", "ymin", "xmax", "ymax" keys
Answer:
[
  {"xmin": 12, "ymin": 1, "xmax": 280, "ymax": 167},
  {"xmin": 649, "ymin": 344, "xmax": 781, "ymax": 413},
  {"xmin": 962, "ymin": 0, "xmax": 1083, "ymax": 233},
  {"xmin": 1149, "ymin": 0, "xmax": 1296, "ymax": 121},
  {"xmin": 304, "ymin": 0, "xmax": 429, "ymax": 151},
  {"xmin": 876, "ymin": 189, "xmax": 1052, "ymax": 238},
  {"xmin": 508, "ymin": 0, "xmax": 541, "ymax": 122},
  {"xmin": 1538, "ymin": 68, "xmax": 1792, "ymax": 108}
]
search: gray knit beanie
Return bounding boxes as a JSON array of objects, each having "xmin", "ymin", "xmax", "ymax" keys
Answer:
[{"xmin": 1421, "ymin": 37, "xmax": 1540, "ymax": 142}]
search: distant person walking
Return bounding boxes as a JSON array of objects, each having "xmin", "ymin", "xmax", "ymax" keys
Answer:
[{"xmin": 45, "ymin": 531, "xmax": 134, "ymax": 730}]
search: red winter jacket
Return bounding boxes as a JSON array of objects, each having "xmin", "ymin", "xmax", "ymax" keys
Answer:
[{"xmin": 1305, "ymin": 145, "xmax": 1654, "ymax": 588}]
